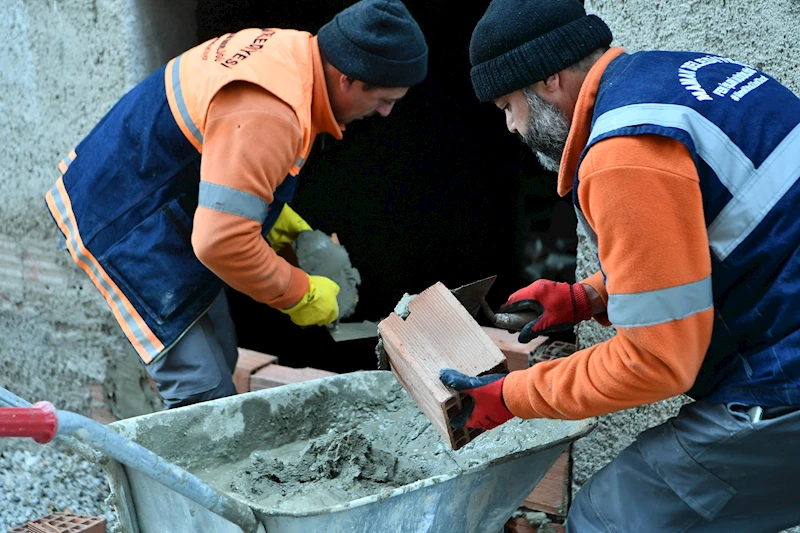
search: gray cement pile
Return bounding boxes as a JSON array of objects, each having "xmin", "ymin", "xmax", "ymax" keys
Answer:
[{"xmin": 190, "ymin": 377, "xmax": 457, "ymax": 512}]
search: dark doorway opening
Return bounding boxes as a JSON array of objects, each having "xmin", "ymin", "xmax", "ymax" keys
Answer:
[{"xmin": 195, "ymin": 1, "xmax": 577, "ymax": 373}]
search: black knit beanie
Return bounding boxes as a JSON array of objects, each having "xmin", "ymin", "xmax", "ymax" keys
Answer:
[
  {"xmin": 317, "ymin": 0, "xmax": 428, "ymax": 88},
  {"xmin": 470, "ymin": 0, "xmax": 613, "ymax": 102}
]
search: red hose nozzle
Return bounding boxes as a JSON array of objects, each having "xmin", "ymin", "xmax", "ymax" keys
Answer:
[{"xmin": 0, "ymin": 401, "xmax": 59, "ymax": 444}]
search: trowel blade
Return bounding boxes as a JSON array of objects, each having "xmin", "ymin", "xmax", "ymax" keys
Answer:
[
  {"xmin": 451, "ymin": 275, "xmax": 498, "ymax": 318},
  {"xmin": 326, "ymin": 320, "xmax": 379, "ymax": 342}
]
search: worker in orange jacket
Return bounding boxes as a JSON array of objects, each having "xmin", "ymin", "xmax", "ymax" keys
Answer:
[
  {"xmin": 440, "ymin": 0, "xmax": 800, "ymax": 531},
  {"xmin": 46, "ymin": 0, "xmax": 427, "ymax": 408}
]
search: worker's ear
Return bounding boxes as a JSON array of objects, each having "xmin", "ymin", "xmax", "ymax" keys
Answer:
[
  {"xmin": 340, "ymin": 75, "xmax": 356, "ymax": 93},
  {"xmin": 541, "ymin": 72, "xmax": 561, "ymax": 94}
]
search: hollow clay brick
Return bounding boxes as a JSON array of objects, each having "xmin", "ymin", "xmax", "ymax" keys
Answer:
[
  {"xmin": 378, "ymin": 282, "xmax": 508, "ymax": 450},
  {"xmin": 10, "ymin": 512, "xmax": 106, "ymax": 533}
]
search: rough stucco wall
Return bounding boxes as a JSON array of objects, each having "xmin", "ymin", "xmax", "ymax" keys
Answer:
[
  {"xmin": 572, "ymin": 0, "xmax": 800, "ymax": 502},
  {"xmin": 588, "ymin": 0, "xmax": 800, "ymax": 95},
  {"xmin": 0, "ymin": 0, "xmax": 196, "ymax": 423}
]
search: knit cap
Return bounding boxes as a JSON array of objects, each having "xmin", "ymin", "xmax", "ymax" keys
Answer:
[
  {"xmin": 318, "ymin": 0, "xmax": 428, "ymax": 88},
  {"xmin": 470, "ymin": 0, "xmax": 612, "ymax": 102}
]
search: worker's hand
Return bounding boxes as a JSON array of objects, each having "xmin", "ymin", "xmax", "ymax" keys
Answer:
[
  {"xmin": 266, "ymin": 205, "xmax": 312, "ymax": 253},
  {"xmin": 439, "ymin": 369, "xmax": 512, "ymax": 431},
  {"xmin": 279, "ymin": 275, "xmax": 340, "ymax": 326},
  {"xmin": 499, "ymin": 280, "xmax": 592, "ymax": 343}
]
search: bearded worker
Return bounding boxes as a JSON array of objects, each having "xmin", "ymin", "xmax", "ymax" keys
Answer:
[
  {"xmin": 46, "ymin": 0, "xmax": 428, "ymax": 409},
  {"xmin": 440, "ymin": 0, "xmax": 800, "ymax": 531}
]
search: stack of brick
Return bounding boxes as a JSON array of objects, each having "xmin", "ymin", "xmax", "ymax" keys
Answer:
[
  {"xmin": 232, "ymin": 348, "xmax": 337, "ymax": 393},
  {"xmin": 482, "ymin": 327, "xmax": 576, "ymax": 532}
]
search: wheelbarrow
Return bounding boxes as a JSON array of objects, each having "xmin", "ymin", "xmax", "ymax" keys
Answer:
[{"xmin": 0, "ymin": 371, "xmax": 595, "ymax": 533}]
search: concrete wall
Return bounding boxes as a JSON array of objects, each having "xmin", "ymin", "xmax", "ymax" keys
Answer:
[
  {"xmin": 0, "ymin": 0, "xmax": 197, "ymax": 420},
  {"xmin": 573, "ymin": 0, "xmax": 800, "ymax": 493}
]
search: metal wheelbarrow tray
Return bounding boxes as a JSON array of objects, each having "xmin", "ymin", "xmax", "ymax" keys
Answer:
[{"xmin": 106, "ymin": 370, "xmax": 594, "ymax": 533}]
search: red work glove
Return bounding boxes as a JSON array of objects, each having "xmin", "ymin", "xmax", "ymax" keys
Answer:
[
  {"xmin": 439, "ymin": 369, "xmax": 513, "ymax": 431},
  {"xmin": 499, "ymin": 280, "xmax": 592, "ymax": 343}
]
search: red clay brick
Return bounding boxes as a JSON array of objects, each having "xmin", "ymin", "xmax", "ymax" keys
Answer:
[
  {"xmin": 250, "ymin": 364, "xmax": 336, "ymax": 391},
  {"xmin": 523, "ymin": 446, "xmax": 572, "ymax": 517},
  {"xmin": 232, "ymin": 348, "xmax": 279, "ymax": 394}
]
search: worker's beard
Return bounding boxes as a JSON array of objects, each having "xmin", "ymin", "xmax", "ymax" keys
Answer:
[{"xmin": 519, "ymin": 87, "xmax": 570, "ymax": 173}]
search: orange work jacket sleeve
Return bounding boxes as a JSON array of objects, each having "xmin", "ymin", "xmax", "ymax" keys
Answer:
[
  {"xmin": 503, "ymin": 134, "xmax": 714, "ymax": 419},
  {"xmin": 192, "ymin": 81, "xmax": 309, "ymax": 309}
]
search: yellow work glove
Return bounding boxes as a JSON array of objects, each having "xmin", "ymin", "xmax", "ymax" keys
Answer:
[
  {"xmin": 266, "ymin": 204, "xmax": 312, "ymax": 252},
  {"xmin": 279, "ymin": 275, "xmax": 340, "ymax": 326}
]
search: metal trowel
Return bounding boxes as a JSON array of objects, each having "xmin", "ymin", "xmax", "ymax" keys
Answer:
[
  {"xmin": 326, "ymin": 320, "xmax": 379, "ymax": 342},
  {"xmin": 451, "ymin": 275, "xmax": 542, "ymax": 332}
]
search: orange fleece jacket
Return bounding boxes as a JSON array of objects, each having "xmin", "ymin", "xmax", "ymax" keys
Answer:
[
  {"xmin": 192, "ymin": 38, "xmax": 342, "ymax": 310},
  {"xmin": 502, "ymin": 48, "xmax": 714, "ymax": 420}
]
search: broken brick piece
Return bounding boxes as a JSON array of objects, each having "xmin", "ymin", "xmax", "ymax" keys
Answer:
[
  {"xmin": 88, "ymin": 384, "xmax": 117, "ymax": 425},
  {"xmin": 233, "ymin": 348, "xmax": 279, "ymax": 394},
  {"xmin": 378, "ymin": 282, "xmax": 508, "ymax": 450},
  {"xmin": 533, "ymin": 341, "xmax": 577, "ymax": 365},
  {"xmin": 522, "ymin": 446, "xmax": 572, "ymax": 517},
  {"xmin": 10, "ymin": 512, "xmax": 106, "ymax": 533},
  {"xmin": 504, "ymin": 517, "xmax": 538, "ymax": 533},
  {"xmin": 250, "ymin": 364, "xmax": 336, "ymax": 391}
]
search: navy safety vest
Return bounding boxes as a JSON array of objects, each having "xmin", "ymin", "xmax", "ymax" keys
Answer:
[
  {"xmin": 575, "ymin": 51, "xmax": 800, "ymax": 406},
  {"xmin": 45, "ymin": 29, "xmax": 318, "ymax": 363}
]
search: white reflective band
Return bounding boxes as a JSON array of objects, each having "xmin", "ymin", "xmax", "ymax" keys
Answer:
[
  {"xmin": 589, "ymin": 104, "xmax": 800, "ymax": 260},
  {"xmin": 589, "ymin": 104, "xmax": 753, "ymax": 194},
  {"xmin": 708, "ymin": 122, "xmax": 800, "ymax": 259},
  {"xmin": 171, "ymin": 55, "xmax": 204, "ymax": 146},
  {"xmin": 607, "ymin": 276, "xmax": 713, "ymax": 328},
  {"xmin": 198, "ymin": 182, "xmax": 269, "ymax": 222}
]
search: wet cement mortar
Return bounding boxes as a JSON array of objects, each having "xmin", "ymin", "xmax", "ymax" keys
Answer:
[
  {"xmin": 293, "ymin": 230, "xmax": 361, "ymax": 319},
  {"xmin": 202, "ymin": 387, "xmax": 446, "ymax": 511},
  {"xmin": 113, "ymin": 373, "xmax": 576, "ymax": 515}
]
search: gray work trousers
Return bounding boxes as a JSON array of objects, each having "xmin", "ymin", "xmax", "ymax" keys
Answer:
[
  {"xmin": 567, "ymin": 400, "xmax": 800, "ymax": 532},
  {"xmin": 144, "ymin": 290, "xmax": 239, "ymax": 409}
]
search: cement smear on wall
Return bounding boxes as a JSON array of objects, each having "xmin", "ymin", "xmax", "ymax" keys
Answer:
[{"xmin": 293, "ymin": 230, "xmax": 361, "ymax": 319}]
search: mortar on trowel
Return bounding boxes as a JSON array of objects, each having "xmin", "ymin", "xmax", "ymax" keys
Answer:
[
  {"xmin": 106, "ymin": 371, "xmax": 594, "ymax": 533},
  {"xmin": 292, "ymin": 229, "xmax": 378, "ymax": 342}
]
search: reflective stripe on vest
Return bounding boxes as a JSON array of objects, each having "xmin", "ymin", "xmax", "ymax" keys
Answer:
[
  {"xmin": 607, "ymin": 276, "xmax": 714, "ymax": 328},
  {"xmin": 198, "ymin": 182, "xmax": 268, "ymax": 222},
  {"xmin": 168, "ymin": 54, "xmax": 204, "ymax": 148},
  {"xmin": 45, "ymin": 176, "xmax": 164, "ymax": 363},
  {"xmin": 589, "ymin": 103, "xmax": 800, "ymax": 261}
]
